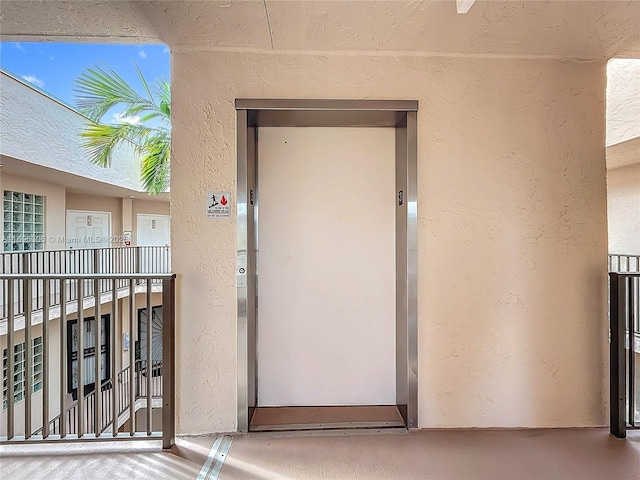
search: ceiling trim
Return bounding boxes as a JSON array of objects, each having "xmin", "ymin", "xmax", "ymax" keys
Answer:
[{"xmin": 169, "ymin": 44, "xmax": 604, "ymax": 62}]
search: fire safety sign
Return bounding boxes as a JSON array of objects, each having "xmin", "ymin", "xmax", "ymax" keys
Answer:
[{"xmin": 207, "ymin": 192, "xmax": 230, "ymax": 219}]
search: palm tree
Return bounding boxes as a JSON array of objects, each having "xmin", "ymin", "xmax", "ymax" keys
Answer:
[{"xmin": 74, "ymin": 64, "xmax": 170, "ymax": 194}]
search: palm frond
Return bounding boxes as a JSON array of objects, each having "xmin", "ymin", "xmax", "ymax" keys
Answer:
[
  {"xmin": 140, "ymin": 133, "xmax": 171, "ymax": 194},
  {"xmin": 155, "ymin": 79, "xmax": 171, "ymax": 121},
  {"xmin": 134, "ymin": 63, "xmax": 156, "ymax": 107},
  {"xmin": 75, "ymin": 63, "xmax": 172, "ymax": 194},
  {"xmin": 74, "ymin": 63, "xmax": 157, "ymax": 121},
  {"xmin": 80, "ymin": 122, "xmax": 154, "ymax": 167}
]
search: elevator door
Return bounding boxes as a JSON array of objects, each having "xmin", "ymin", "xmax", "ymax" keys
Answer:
[{"xmin": 257, "ymin": 127, "xmax": 396, "ymax": 406}]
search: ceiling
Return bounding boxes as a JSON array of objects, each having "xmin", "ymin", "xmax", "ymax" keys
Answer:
[
  {"xmin": 0, "ymin": 155, "xmax": 170, "ymax": 202},
  {"xmin": 1, "ymin": 1, "xmax": 639, "ymax": 59},
  {"xmin": 606, "ymin": 138, "xmax": 640, "ymax": 170}
]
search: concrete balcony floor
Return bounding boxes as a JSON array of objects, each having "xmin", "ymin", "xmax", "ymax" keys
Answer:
[{"xmin": 1, "ymin": 428, "xmax": 639, "ymax": 479}]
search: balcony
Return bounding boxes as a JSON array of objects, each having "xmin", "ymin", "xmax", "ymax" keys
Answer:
[
  {"xmin": 0, "ymin": 247, "xmax": 175, "ymax": 448},
  {"xmin": 0, "ymin": 246, "xmax": 170, "ymax": 320}
]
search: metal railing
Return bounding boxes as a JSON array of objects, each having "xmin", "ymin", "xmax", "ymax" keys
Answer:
[
  {"xmin": 0, "ymin": 273, "xmax": 176, "ymax": 449},
  {"xmin": 34, "ymin": 359, "xmax": 164, "ymax": 438},
  {"xmin": 0, "ymin": 246, "xmax": 170, "ymax": 319},
  {"xmin": 33, "ymin": 377, "xmax": 115, "ymax": 437},
  {"xmin": 610, "ymin": 272, "xmax": 640, "ymax": 438},
  {"xmin": 610, "ymin": 254, "xmax": 640, "ymax": 336},
  {"xmin": 0, "ymin": 246, "xmax": 171, "ymax": 275},
  {"xmin": 609, "ymin": 254, "xmax": 640, "ymax": 274}
]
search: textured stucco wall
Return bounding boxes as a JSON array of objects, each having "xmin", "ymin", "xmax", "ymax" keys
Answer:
[
  {"xmin": 171, "ymin": 52, "xmax": 608, "ymax": 434},
  {"xmin": 606, "ymin": 59, "xmax": 640, "ymax": 147},
  {"xmin": 0, "ymin": 72, "xmax": 142, "ymax": 191},
  {"xmin": 607, "ymin": 163, "xmax": 640, "ymax": 255}
]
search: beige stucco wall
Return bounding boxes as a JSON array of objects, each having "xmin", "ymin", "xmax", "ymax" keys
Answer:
[
  {"xmin": 2, "ymin": 173, "xmax": 66, "ymax": 250},
  {"xmin": 606, "ymin": 59, "xmax": 640, "ymax": 147},
  {"xmin": 607, "ymin": 163, "xmax": 640, "ymax": 255},
  {"xmin": 0, "ymin": 185, "xmax": 169, "ymax": 249},
  {"xmin": 171, "ymin": 52, "xmax": 608, "ymax": 434}
]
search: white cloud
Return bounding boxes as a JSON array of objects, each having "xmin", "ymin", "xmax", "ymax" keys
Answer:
[
  {"xmin": 138, "ymin": 50, "xmax": 147, "ymax": 59},
  {"xmin": 113, "ymin": 112, "xmax": 140, "ymax": 125},
  {"xmin": 12, "ymin": 43, "xmax": 25, "ymax": 52},
  {"xmin": 21, "ymin": 75, "xmax": 44, "ymax": 88},
  {"xmin": 163, "ymin": 46, "xmax": 170, "ymax": 54}
]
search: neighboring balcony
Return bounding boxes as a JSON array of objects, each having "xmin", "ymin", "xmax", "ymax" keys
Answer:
[
  {"xmin": 0, "ymin": 246, "xmax": 170, "ymax": 326},
  {"xmin": 0, "ymin": 246, "xmax": 175, "ymax": 448}
]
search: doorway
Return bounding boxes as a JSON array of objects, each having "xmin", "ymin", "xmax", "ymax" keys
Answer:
[
  {"xmin": 137, "ymin": 214, "xmax": 171, "ymax": 273},
  {"xmin": 258, "ymin": 127, "xmax": 396, "ymax": 409},
  {"xmin": 137, "ymin": 214, "xmax": 170, "ymax": 246},
  {"xmin": 66, "ymin": 210, "xmax": 111, "ymax": 249},
  {"xmin": 237, "ymin": 100, "xmax": 418, "ymax": 432}
]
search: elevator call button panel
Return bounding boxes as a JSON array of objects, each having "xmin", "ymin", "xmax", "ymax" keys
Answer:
[{"xmin": 237, "ymin": 254, "xmax": 247, "ymax": 288}]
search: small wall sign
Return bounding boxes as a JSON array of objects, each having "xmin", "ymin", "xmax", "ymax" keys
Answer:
[{"xmin": 207, "ymin": 192, "xmax": 231, "ymax": 219}]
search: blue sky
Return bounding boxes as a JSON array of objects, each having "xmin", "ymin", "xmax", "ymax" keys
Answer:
[{"xmin": 0, "ymin": 42, "xmax": 170, "ymax": 120}]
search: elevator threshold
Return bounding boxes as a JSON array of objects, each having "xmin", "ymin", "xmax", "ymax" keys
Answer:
[{"xmin": 249, "ymin": 405, "xmax": 406, "ymax": 432}]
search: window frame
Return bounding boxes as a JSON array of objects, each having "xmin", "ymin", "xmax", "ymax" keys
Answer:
[
  {"xmin": 2, "ymin": 336, "xmax": 43, "ymax": 410},
  {"xmin": 66, "ymin": 314, "xmax": 111, "ymax": 401},
  {"xmin": 3, "ymin": 190, "xmax": 46, "ymax": 251}
]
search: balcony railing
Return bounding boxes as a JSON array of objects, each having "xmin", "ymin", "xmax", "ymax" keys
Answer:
[
  {"xmin": 33, "ymin": 359, "xmax": 164, "ymax": 438},
  {"xmin": 609, "ymin": 253, "xmax": 640, "ymax": 274},
  {"xmin": 609, "ymin": 254, "xmax": 640, "ymax": 438},
  {"xmin": 0, "ymin": 273, "xmax": 176, "ymax": 449},
  {"xmin": 0, "ymin": 246, "xmax": 170, "ymax": 320}
]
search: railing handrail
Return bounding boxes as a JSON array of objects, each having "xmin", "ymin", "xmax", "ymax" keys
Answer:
[
  {"xmin": 0, "ymin": 273, "xmax": 176, "ymax": 280},
  {"xmin": 0, "ymin": 245, "xmax": 170, "ymax": 256}
]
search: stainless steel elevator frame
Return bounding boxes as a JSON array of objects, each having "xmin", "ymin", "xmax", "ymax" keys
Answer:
[{"xmin": 236, "ymin": 99, "xmax": 418, "ymax": 431}]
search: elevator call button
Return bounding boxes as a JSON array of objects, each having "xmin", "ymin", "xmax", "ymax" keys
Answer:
[{"xmin": 237, "ymin": 254, "xmax": 247, "ymax": 288}]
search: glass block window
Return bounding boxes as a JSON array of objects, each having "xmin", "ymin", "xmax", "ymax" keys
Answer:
[
  {"xmin": 2, "ymin": 342, "xmax": 25, "ymax": 410},
  {"xmin": 32, "ymin": 337, "xmax": 44, "ymax": 393},
  {"xmin": 3, "ymin": 190, "xmax": 45, "ymax": 251},
  {"xmin": 2, "ymin": 337, "xmax": 43, "ymax": 410}
]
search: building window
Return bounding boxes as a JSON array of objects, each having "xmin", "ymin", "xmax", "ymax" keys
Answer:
[
  {"xmin": 3, "ymin": 190, "xmax": 45, "ymax": 251},
  {"xmin": 67, "ymin": 315, "xmax": 110, "ymax": 400},
  {"xmin": 2, "ymin": 337, "xmax": 44, "ymax": 410},
  {"xmin": 137, "ymin": 306, "xmax": 163, "ymax": 377},
  {"xmin": 32, "ymin": 337, "xmax": 44, "ymax": 392}
]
